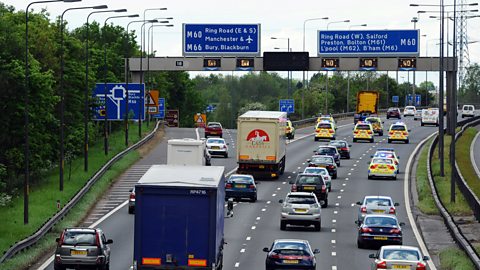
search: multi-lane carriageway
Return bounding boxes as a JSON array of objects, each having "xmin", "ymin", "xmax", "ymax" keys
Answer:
[{"xmin": 40, "ymin": 116, "xmax": 441, "ymax": 270}]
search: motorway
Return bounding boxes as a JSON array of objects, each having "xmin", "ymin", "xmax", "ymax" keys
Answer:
[{"xmin": 41, "ymin": 116, "xmax": 440, "ymax": 270}]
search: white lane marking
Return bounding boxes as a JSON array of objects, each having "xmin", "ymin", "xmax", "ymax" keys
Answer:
[
  {"xmin": 332, "ymin": 219, "xmax": 337, "ymax": 223},
  {"xmin": 332, "ymin": 252, "xmax": 337, "ymax": 256},
  {"xmin": 272, "ymin": 193, "xmax": 277, "ymax": 197},
  {"xmin": 337, "ymin": 196, "xmax": 341, "ymax": 199},
  {"xmin": 287, "ymin": 176, "xmax": 291, "ymax": 179},
  {"xmin": 332, "ymin": 229, "xmax": 336, "ymax": 232},
  {"xmin": 347, "ymin": 173, "xmax": 351, "ymax": 176},
  {"xmin": 340, "ymin": 189, "xmax": 344, "ymax": 193},
  {"xmin": 267, "ymin": 201, "xmax": 271, "ymax": 204},
  {"xmin": 350, "ymin": 168, "xmax": 355, "ymax": 171},
  {"xmin": 302, "ymin": 162, "xmax": 305, "ymax": 165},
  {"xmin": 277, "ymin": 187, "xmax": 281, "ymax": 190},
  {"xmin": 292, "ymin": 171, "xmax": 296, "ymax": 174},
  {"xmin": 345, "ymin": 178, "xmax": 349, "ymax": 180},
  {"xmin": 282, "ymin": 181, "xmax": 287, "ymax": 184},
  {"xmin": 332, "ymin": 266, "xmax": 338, "ymax": 270},
  {"xmin": 334, "ymin": 211, "xmax": 338, "ymax": 214},
  {"xmin": 471, "ymin": 131, "xmax": 480, "ymax": 179},
  {"xmin": 331, "ymin": 240, "xmax": 336, "ymax": 244},
  {"xmin": 251, "ymin": 226, "xmax": 256, "ymax": 230},
  {"xmin": 262, "ymin": 208, "xmax": 266, "ymax": 212},
  {"xmin": 235, "ymin": 262, "xmax": 240, "ymax": 267},
  {"xmin": 356, "ymin": 160, "xmax": 360, "ymax": 163},
  {"xmin": 353, "ymin": 164, "xmax": 357, "ymax": 167},
  {"xmin": 351, "ymin": 203, "xmax": 356, "ymax": 207},
  {"xmin": 335, "ymin": 203, "xmax": 339, "ymax": 206},
  {"xmin": 240, "ymin": 249, "xmax": 245, "ymax": 253},
  {"xmin": 256, "ymin": 217, "xmax": 261, "ymax": 220},
  {"xmin": 297, "ymin": 166, "xmax": 301, "ymax": 170},
  {"xmin": 342, "ymin": 183, "xmax": 346, "ymax": 186},
  {"xmin": 359, "ymin": 157, "xmax": 363, "ymax": 160},
  {"xmin": 404, "ymin": 132, "xmax": 437, "ymax": 270},
  {"xmin": 246, "ymin": 236, "xmax": 251, "ymax": 241},
  {"xmin": 362, "ymin": 153, "xmax": 366, "ymax": 156}
]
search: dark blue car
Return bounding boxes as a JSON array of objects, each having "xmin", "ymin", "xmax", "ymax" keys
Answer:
[
  {"xmin": 225, "ymin": 174, "xmax": 257, "ymax": 202},
  {"xmin": 263, "ymin": 239, "xmax": 319, "ymax": 270}
]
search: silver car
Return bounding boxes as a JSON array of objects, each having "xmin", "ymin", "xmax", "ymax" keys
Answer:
[
  {"xmin": 356, "ymin": 195, "xmax": 399, "ymax": 223},
  {"xmin": 279, "ymin": 192, "xmax": 322, "ymax": 231},
  {"xmin": 303, "ymin": 167, "xmax": 332, "ymax": 192},
  {"xmin": 413, "ymin": 109, "xmax": 423, "ymax": 120},
  {"xmin": 54, "ymin": 228, "xmax": 113, "ymax": 270},
  {"xmin": 369, "ymin": 245, "xmax": 430, "ymax": 270},
  {"xmin": 205, "ymin": 138, "xmax": 229, "ymax": 158}
]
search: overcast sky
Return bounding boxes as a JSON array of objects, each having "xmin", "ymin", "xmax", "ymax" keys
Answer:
[{"xmin": 3, "ymin": 0, "xmax": 480, "ymax": 86}]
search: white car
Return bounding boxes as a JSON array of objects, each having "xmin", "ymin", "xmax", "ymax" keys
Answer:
[
  {"xmin": 369, "ymin": 245, "xmax": 430, "ymax": 270},
  {"xmin": 403, "ymin": 106, "xmax": 416, "ymax": 117},
  {"xmin": 205, "ymin": 138, "xmax": 229, "ymax": 158},
  {"xmin": 279, "ymin": 192, "xmax": 322, "ymax": 231},
  {"xmin": 462, "ymin": 105, "xmax": 475, "ymax": 118},
  {"xmin": 421, "ymin": 108, "xmax": 439, "ymax": 126},
  {"xmin": 303, "ymin": 167, "xmax": 332, "ymax": 192},
  {"xmin": 413, "ymin": 109, "xmax": 422, "ymax": 120}
]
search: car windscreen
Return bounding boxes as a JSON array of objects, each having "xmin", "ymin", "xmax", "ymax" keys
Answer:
[
  {"xmin": 365, "ymin": 198, "xmax": 392, "ymax": 206},
  {"xmin": 382, "ymin": 249, "xmax": 420, "ymax": 261},
  {"xmin": 317, "ymin": 123, "xmax": 332, "ymax": 129},
  {"xmin": 364, "ymin": 217, "xmax": 397, "ymax": 226},
  {"xmin": 296, "ymin": 176, "xmax": 322, "ymax": 185},
  {"xmin": 329, "ymin": 141, "xmax": 346, "ymax": 147},
  {"xmin": 63, "ymin": 231, "xmax": 96, "ymax": 246},
  {"xmin": 286, "ymin": 195, "xmax": 316, "ymax": 204},
  {"xmin": 391, "ymin": 125, "xmax": 406, "ymax": 131},
  {"xmin": 316, "ymin": 147, "xmax": 335, "ymax": 155},
  {"xmin": 208, "ymin": 123, "xmax": 221, "ymax": 128},
  {"xmin": 356, "ymin": 125, "xmax": 371, "ymax": 130},
  {"xmin": 207, "ymin": 139, "xmax": 224, "ymax": 144},
  {"xmin": 372, "ymin": 158, "xmax": 393, "ymax": 164},
  {"xmin": 311, "ymin": 156, "xmax": 333, "ymax": 164},
  {"xmin": 304, "ymin": 168, "xmax": 328, "ymax": 175}
]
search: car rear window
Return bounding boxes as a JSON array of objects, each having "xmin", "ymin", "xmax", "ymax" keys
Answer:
[
  {"xmin": 63, "ymin": 231, "xmax": 96, "ymax": 246},
  {"xmin": 391, "ymin": 125, "xmax": 406, "ymax": 131},
  {"xmin": 382, "ymin": 249, "xmax": 420, "ymax": 261},
  {"xmin": 208, "ymin": 123, "xmax": 221, "ymax": 128},
  {"xmin": 372, "ymin": 158, "xmax": 393, "ymax": 164},
  {"xmin": 297, "ymin": 176, "xmax": 323, "ymax": 185},
  {"xmin": 374, "ymin": 152, "xmax": 394, "ymax": 159},
  {"xmin": 304, "ymin": 168, "xmax": 328, "ymax": 175},
  {"xmin": 286, "ymin": 195, "xmax": 317, "ymax": 204},
  {"xmin": 365, "ymin": 198, "xmax": 392, "ymax": 206},
  {"xmin": 311, "ymin": 156, "xmax": 333, "ymax": 164},
  {"xmin": 207, "ymin": 139, "xmax": 224, "ymax": 144},
  {"xmin": 317, "ymin": 123, "xmax": 332, "ymax": 129},
  {"xmin": 273, "ymin": 242, "xmax": 308, "ymax": 252},
  {"xmin": 364, "ymin": 217, "xmax": 397, "ymax": 226},
  {"xmin": 317, "ymin": 147, "xmax": 335, "ymax": 154},
  {"xmin": 229, "ymin": 176, "xmax": 252, "ymax": 183},
  {"xmin": 329, "ymin": 141, "xmax": 346, "ymax": 147},
  {"xmin": 356, "ymin": 125, "xmax": 371, "ymax": 130}
]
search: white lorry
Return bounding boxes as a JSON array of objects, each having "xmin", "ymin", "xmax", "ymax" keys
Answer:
[
  {"xmin": 421, "ymin": 108, "xmax": 439, "ymax": 126},
  {"xmin": 167, "ymin": 138, "xmax": 211, "ymax": 166},
  {"xmin": 236, "ymin": 111, "xmax": 287, "ymax": 179}
]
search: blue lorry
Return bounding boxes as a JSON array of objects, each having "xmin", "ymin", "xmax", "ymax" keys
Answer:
[{"xmin": 133, "ymin": 165, "xmax": 226, "ymax": 270}]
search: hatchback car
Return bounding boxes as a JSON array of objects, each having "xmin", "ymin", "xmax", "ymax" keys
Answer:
[
  {"xmin": 356, "ymin": 196, "xmax": 400, "ymax": 223},
  {"xmin": 462, "ymin": 104, "xmax": 475, "ymax": 118},
  {"xmin": 356, "ymin": 214, "xmax": 404, "ymax": 248},
  {"xmin": 353, "ymin": 122, "xmax": 375, "ymax": 143},
  {"xmin": 313, "ymin": 145, "xmax": 341, "ymax": 166},
  {"xmin": 263, "ymin": 239, "xmax": 319, "ymax": 270},
  {"xmin": 204, "ymin": 122, "xmax": 223, "ymax": 138},
  {"xmin": 279, "ymin": 192, "xmax": 322, "ymax": 231},
  {"xmin": 368, "ymin": 158, "xmax": 398, "ymax": 180},
  {"xmin": 386, "ymin": 107, "xmax": 401, "ymax": 119},
  {"xmin": 285, "ymin": 120, "xmax": 295, "ymax": 139},
  {"xmin": 317, "ymin": 115, "xmax": 337, "ymax": 129},
  {"xmin": 369, "ymin": 245, "xmax": 430, "ymax": 270},
  {"xmin": 128, "ymin": 187, "xmax": 135, "ymax": 214},
  {"xmin": 403, "ymin": 106, "xmax": 416, "ymax": 117},
  {"xmin": 225, "ymin": 174, "xmax": 257, "ymax": 202},
  {"xmin": 307, "ymin": 155, "xmax": 338, "ymax": 179},
  {"xmin": 54, "ymin": 228, "xmax": 113, "ymax": 270},
  {"xmin": 328, "ymin": 140, "xmax": 351, "ymax": 159},
  {"xmin": 290, "ymin": 173, "xmax": 329, "ymax": 207},
  {"xmin": 388, "ymin": 122, "xmax": 410, "ymax": 144},
  {"xmin": 365, "ymin": 116, "xmax": 384, "ymax": 136},
  {"xmin": 372, "ymin": 150, "xmax": 400, "ymax": 173},
  {"xmin": 303, "ymin": 167, "xmax": 332, "ymax": 192},
  {"xmin": 413, "ymin": 109, "xmax": 423, "ymax": 120},
  {"xmin": 205, "ymin": 138, "xmax": 229, "ymax": 158},
  {"xmin": 314, "ymin": 121, "xmax": 336, "ymax": 141}
]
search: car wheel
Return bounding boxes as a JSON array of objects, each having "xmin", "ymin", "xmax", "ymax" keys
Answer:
[
  {"xmin": 405, "ymin": 139, "xmax": 409, "ymax": 144},
  {"xmin": 321, "ymin": 199, "xmax": 328, "ymax": 208},
  {"xmin": 393, "ymin": 175, "xmax": 397, "ymax": 180},
  {"xmin": 388, "ymin": 139, "xmax": 391, "ymax": 143},
  {"xmin": 128, "ymin": 206, "xmax": 134, "ymax": 214},
  {"xmin": 368, "ymin": 175, "xmax": 372, "ymax": 180},
  {"xmin": 357, "ymin": 240, "xmax": 365, "ymax": 249},
  {"xmin": 224, "ymin": 153, "xmax": 228, "ymax": 158},
  {"xmin": 333, "ymin": 173, "xmax": 337, "ymax": 179},
  {"xmin": 280, "ymin": 220, "xmax": 287, "ymax": 230},
  {"xmin": 220, "ymin": 134, "xmax": 223, "ymax": 138},
  {"xmin": 346, "ymin": 154, "xmax": 351, "ymax": 159},
  {"xmin": 387, "ymin": 116, "xmax": 390, "ymax": 119},
  {"xmin": 379, "ymin": 131, "xmax": 383, "ymax": 136},
  {"xmin": 328, "ymin": 186, "xmax": 331, "ymax": 192},
  {"xmin": 370, "ymin": 138, "xmax": 374, "ymax": 143},
  {"xmin": 314, "ymin": 221, "xmax": 321, "ymax": 231},
  {"xmin": 336, "ymin": 162, "xmax": 340, "ymax": 167},
  {"xmin": 421, "ymin": 122, "xmax": 424, "ymax": 126},
  {"xmin": 54, "ymin": 264, "xmax": 66, "ymax": 270},
  {"xmin": 101, "ymin": 263, "xmax": 110, "ymax": 270},
  {"xmin": 314, "ymin": 137, "xmax": 318, "ymax": 142},
  {"xmin": 251, "ymin": 195, "xmax": 257, "ymax": 202},
  {"xmin": 353, "ymin": 138, "xmax": 357, "ymax": 143}
]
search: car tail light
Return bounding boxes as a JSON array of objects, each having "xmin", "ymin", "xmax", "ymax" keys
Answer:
[
  {"xmin": 387, "ymin": 165, "xmax": 395, "ymax": 170},
  {"xmin": 291, "ymin": 184, "xmax": 297, "ymax": 192},
  {"xmin": 402, "ymin": 132, "xmax": 408, "ymax": 135},
  {"xmin": 327, "ymin": 165, "xmax": 334, "ymax": 169},
  {"xmin": 226, "ymin": 183, "xmax": 232, "ymax": 189},
  {"xmin": 361, "ymin": 227, "xmax": 373, "ymax": 233},
  {"xmin": 328, "ymin": 129, "xmax": 334, "ymax": 133},
  {"xmin": 223, "ymin": 145, "xmax": 227, "ymax": 149},
  {"xmin": 361, "ymin": 206, "xmax": 367, "ymax": 213},
  {"xmin": 249, "ymin": 184, "xmax": 255, "ymax": 189},
  {"xmin": 370, "ymin": 164, "xmax": 377, "ymax": 169},
  {"xmin": 315, "ymin": 128, "xmax": 320, "ymax": 132},
  {"xmin": 389, "ymin": 207, "xmax": 396, "ymax": 214},
  {"xmin": 340, "ymin": 147, "xmax": 348, "ymax": 151},
  {"xmin": 389, "ymin": 228, "xmax": 401, "ymax": 234},
  {"xmin": 416, "ymin": 262, "xmax": 427, "ymax": 270},
  {"xmin": 367, "ymin": 130, "xmax": 373, "ymax": 134},
  {"xmin": 354, "ymin": 130, "xmax": 359, "ymax": 134},
  {"xmin": 395, "ymin": 160, "xmax": 398, "ymax": 165},
  {"xmin": 376, "ymin": 261, "xmax": 387, "ymax": 269},
  {"xmin": 389, "ymin": 131, "xmax": 394, "ymax": 135},
  {"xmin": 129, "ymin": 192, "xmax": 135, "ymax": 200},
  {"xmin": 58, "ymin": 231, "xmax": 65, "ymax": 246},
  {"xmin": 321, "ymin": 185, "xmax": 326, "ymax": 192},
  {"xmin": 95, "ymin": 231, "xmax": 101, "ymax": 248}
]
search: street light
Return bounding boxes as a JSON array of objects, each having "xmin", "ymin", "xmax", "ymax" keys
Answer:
[
  {"xmin": 103, "ymin": 14, "xmax": 139, "ymax": 155},
  {"xmin": 271, "ymin": 36, "xmax": 291, "ymax": 98},
  {"xmin": 59, "ymin": 4, "xmax": 107, "ymax": 191},
  {"xmin": 24, "ymin": 0, "xmax": 81, "ymax": 224},
  {"xmin": 84, "ymin": 8, "xmax": 126, "ymax": 171},
  {"xmin": 349, "ymin": 24, "xmax": 367, "ymax": 29}
]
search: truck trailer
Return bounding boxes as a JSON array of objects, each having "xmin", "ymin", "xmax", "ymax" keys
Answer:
[
  {"xmin": 236, "ymin": 111, "xmax": 287, "ymax": 178},
  {"xmin": 354, "ymin": 91, "xmax": 379, "ymax": 124},
  {"xmin": 133, "ymin": 165, "xmax": 225, "ymax": 270}
]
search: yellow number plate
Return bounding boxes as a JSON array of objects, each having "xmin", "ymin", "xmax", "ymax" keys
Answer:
[
  {"xmin": 374, "ymin": 236, "xmax": 388, "ymax": 240},
  {"xmin": 70, "ymin": 250, "xmax": 87, "ymax": 256},
  {"xmin": 373, "ymin": 209, "xmax": 384, "ymax": 213},
  {"xmin": 294, "ymin": 208, "xmax": 307, "ymax": 213},
  {"xmin": 392, "ymin": 265, "xmax": 410, "ymax": 269},
  {"xmin": 283, "ymin": 260, "xmax": 299, "ymax": 264},
  {"xmin": 212, "ymin": 146, "xmax": 220, "ymax": 149},
  {"xmin": 303, "ymin": 186, "xmax": 315, "ymax": 190},
  {"xmin": 235, "ymin": 184, "xmax": 246, "ymax": 188},
  {"xmin": 259, "ymin": 165, "xmax": 265, "ymax": 169}
]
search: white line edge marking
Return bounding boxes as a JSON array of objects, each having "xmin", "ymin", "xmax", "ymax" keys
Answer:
[
  {"xmin": 404, "ymin": 132, "xmax": 437, "ymax": 270},
  {"xmin": 234, "ymin": 262, "xmax": 240, "ymax": 267},
  {"xmin": 195, "ymin": 127, "xmax": 200, "ymax": 140},
  {"xmin": 471, "ymin": 131, "xmax": 480, "ymax": 179}
]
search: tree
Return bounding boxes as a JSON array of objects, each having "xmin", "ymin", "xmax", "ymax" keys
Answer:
[{"xmin": 459, "ymin": 64, "xmax": 480, "ymax": 105}]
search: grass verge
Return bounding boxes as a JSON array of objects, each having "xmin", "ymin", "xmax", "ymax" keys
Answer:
[
  {"xmin": 456, "ymin": 128, "xmax": 480, "ymax": 196},
  {"xmin": 431, "ymin": 136, "xmax": 472, "ymax": 215},
  {"xmin": 415, "ymin": 138, "xmax": 439, "ymax": 215},
  {"xmin": 0, "ymin": 122, "xmax": 155, "ymax": 261},
  {"xmin": 439, "ymin": 247, "xmax": 475, "ymax": 270}
]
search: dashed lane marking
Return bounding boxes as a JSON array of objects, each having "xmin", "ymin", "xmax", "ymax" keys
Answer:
[
  {"xmin": 335, "ymin": 203, "xmax": 339, "ymax": 206},
  {"xmin": 332, "ymin": 252, "xmax": 337, "ymax": 257},
  {"xmin": 251, "ymin": 226, "xmax": 256, "ymax": 230},
  {"xmin": 331, "ymin": 240, "xmax": 336, "ymax": 244},
  {"xmin": 272, "ymin": 193, "xmax": 277, "ymax": 197},
  {"xmin": 262, "ymin": 208, "xmax": 266, "ymax": 212},
  {"xmin": 267, "ymin": 201, "xmax": 271, "ymax": 204},
  {"xmin": 246, "ymin": 237, "xmax": 251, "ymax": 241},
  {"xmin": 240, "ymin": 249, "xmax": 245, "ymax": 253},
  {"xmin": 256, "ymin": 217, "xmax": 261, "ymax": 220},
  {"xmin": 337, "ymin": 196, "xmax": 341, "ymax": 199},
  {"xmin": 235, "ymin": 262, "xmax": 240, "ymax": 268},
  {"xmin": 332, "ymin": 219, "xmax": 337, "ymax": 223},
  {"xmin": 334, "ymin": 211, "xmax": 338, "ymax": 214},
  {"xmin": 332, "ymin": 229, "xmax": 336, "ymax": 233}
]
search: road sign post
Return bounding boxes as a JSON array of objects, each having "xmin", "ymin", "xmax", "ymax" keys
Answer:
[
  {"xmin": 153, "ymin": 98, "xmax": 165, "ymax": 119},
  {"xmin": 93, "ymin": 83, "xmax": 145, "ymax": 121},
  {"xmin": 279, "ymin": 99, "xmax": 295, "ymax": 114}
]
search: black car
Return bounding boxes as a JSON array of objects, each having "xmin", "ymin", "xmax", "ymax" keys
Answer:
[
  {"xmin": 54, "ymin": 228, "xmax": 113, "ymax": 270},
  {"xmin": 386, "ymin": 107, "xmax": 401, "ymax": 119},
  {"xmin": 328, "ymin": 140, "xmax": 351, "ymax": 159},
  {"xmin": 313, "ymin": 146, "xmax": 340, "ymax": 166},
  {"xmin": 307, "ymin": 155, "xmax": 338, "ymax": 179},
  {"xmin": 356, "ymin": 214, "xmax": 404, "ymax": 249},
  {"xmin": 289, "ymin": 173, "xmax": 328, "ymax": 208},
  {"xmin": 263, "ymin": 239, "xmax": 319, "ymax": 270},
  {"xmin": 225, "ymin": 174, "xmax": 257, "ymax": 202}
]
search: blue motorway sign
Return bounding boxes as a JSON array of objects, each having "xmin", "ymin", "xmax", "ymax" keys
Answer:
[
  {"xmin": 153, "ymin": 98, "xmax": 165, "ymax": 119},
  {"xmin": 206, "ymin": 104, "xmax": 216, "ymax": 113},
  {"xmin": 279, "ymin": 99, "xmax": 295, "ymax": 114},
  {"xmin": 392, "ymin": 96, "xmax": 399, "ymax": 103},
  {"xmin": 93, "ymin": 83, "xmax": 145, "ymax": 121},
  {"xmin": 318, "ymin": 30, "xmax": 419, "ymax": 56},
  {"xmin": 183, "ymin": 24, "xmax": 261, "ymax": 56},
  {"xmin": 415, "ymin": 94, "xmax": 421, "ymax": 106}
]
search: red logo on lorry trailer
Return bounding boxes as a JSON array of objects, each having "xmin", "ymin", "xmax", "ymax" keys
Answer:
[{"xmin": 246, "ymin": 129, "xmax": 270, "ymax": 145}]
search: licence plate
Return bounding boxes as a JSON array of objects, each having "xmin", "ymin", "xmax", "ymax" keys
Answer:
[
  {"xmin": 303, "ymin": 186, "xmax": 315, "ymax": 191},
  {"xmin": 294, "ymin": 208, "xmax": 307, "ymax": 213},
  {"xmin": 70, "ymin": 250, "xmax": 87, "ymax": 256},
  {"xmin": 378, "ymin": 165, "xmax": 386, "ymax": 169},
  {"xmin": 373, "ymin": 209, "xmax": 384, "ymax": 213},
  {"xmin": 374, "ymin": 236, "xmax": 388, "ymax": 240},
  {"xmin": 210, "ymin": 132, "xmax": 217, "ymax": 134},
  {"xmin": 212, "ymin": 146, "xmax": 220, "ymax": 149},
  {"xmin": 283, "ymin": 260, "xmax": 299, "ymax": 264},
  {"xmin": 393, "ymin": 265, "xmax": 411, "ymax": 269},
  {"xmin": 259, "ymin": 165, "xmax": 265, "ymax": 169},
  {"xmin": 236, "ymin": 184, "xmax": 246, "ymax": 188}
]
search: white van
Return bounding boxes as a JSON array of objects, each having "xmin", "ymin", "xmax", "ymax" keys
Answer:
[
  {"xmin": 461, "ymin": 105, "xmax": 475, "ymax": 118},
  {"xmin": 421, "ymin": 108, "xmax": 439, "ymax": 126},
  {"xmin": 167, "ymin": 138, "xmax": 211, "ymax": 166}
]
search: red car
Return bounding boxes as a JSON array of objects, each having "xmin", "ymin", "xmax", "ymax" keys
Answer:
[
  {"xmin": 205, "ymin": 122, "xmax": 223, "ymax": 138},
  {"xmin": 386, "ymin": 107, "xmax": 401, "ymax": 119}
]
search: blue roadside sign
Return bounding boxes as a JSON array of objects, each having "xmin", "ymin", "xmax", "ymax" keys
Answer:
[
  {"xmin": 415, "ymin": 94, "xmax": 421, "ymax": 106},
  {"xmin": 318, "ymin": 30, "xmax": 419, "ymax": 56},
  {"xmin": 279, "ymin": 99, "xmax": 295, "ymax": 114},
  {"xmin": 93, "ymin": 83, "xmax": 145, "ymax": 121},
  {"xmin": 153, "ymin": 98, "xmax": 165, "ymax": 119},
  {"xmin": 183, "ymin": 24, "xmax": 261, "ymax": 56},
  {"xmin": 392, "ymin": 96, "xmax": 399, "ymax": 103}
]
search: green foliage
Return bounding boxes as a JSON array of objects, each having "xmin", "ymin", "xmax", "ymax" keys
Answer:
[
  {"xmin": 459, "ymin": 63, "xmax": 480, "ymax": 105},
  {"xmin": 415, "ymin": 139, "xmax": 439, "ymax": 215},
  {"xmin": 439, "ymin": 247, "xmax": 475, "ymax": 270}
]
